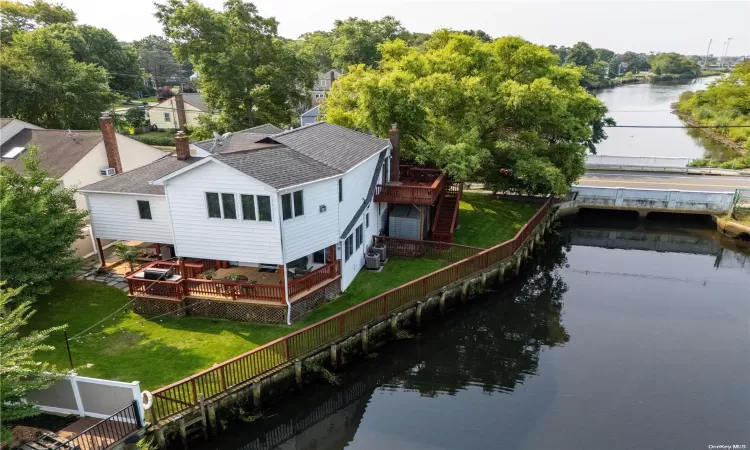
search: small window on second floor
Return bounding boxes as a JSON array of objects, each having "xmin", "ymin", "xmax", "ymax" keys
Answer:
[
  {"xmin": 365, "ymin": 212, "xmax": 369, "ymax": 228},
  {"xmin": 320, "ymin": 79, "xmax": 326, "ymax": 87},
  {"xmin": 282, "ymin": 190, "xmax": 304, "ymax": 220},
  {"xmin": 221, "ymin": 193, "xmax": 237, "ymax": 220},
  {"xmin": 206, "ymin": 193, "xmax": 221, "ymax": 218},
  {"xmin": 164, "ymin": 112, "xmax": 171, "ymax": 122},
  {"xmin": 257, "ymin": 196, "xmax": 272, "ymax": 222},
  {"xmin": 137, "ymin": 200, "xmax": 152, "ymax": 220},
  {"xmin": 338, "ymin": 179, "xmax": 343, "ymax": 202},
  {"xmin": 345, "ymin": 234, "xmax": 353, "ymax": 262},
  {"xmin": 282, "ymin": 194, "xmax": 293, "ymax": 220},
  {"xmin": 293, "ymin": 191, "xmax": 304, "ymax": 217}
]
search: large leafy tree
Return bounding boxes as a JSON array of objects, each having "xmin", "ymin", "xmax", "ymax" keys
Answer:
[
  {"xmin": 132, "ymin": 34, "xmax": 189, "ymax": 86},
  {"xmin": 40, "ymin": 24, "xmax": 143, "ymax": 94},
  {"xmin": 0, "ymin": 0, "xmax": 75, "ymax": 43},
  {"xmin": 329, "ymin": 16, "xmax": 405, "ymax": 69},
  {"xmin": 0, "ymin": 282, "xmax": 67, "ymax": 443},
  {"xmin": 565, "ymin": 41, "xmax": 597, "ymax": 67},
  {"xmin": 0, "ymin": 26, "xmax": 114, "ymax": 128},
  {"xmin": 156, "ymin": 0, "xmax": 314, "ymax": 130},
  {"xmin": 650, "ymin": 52, "xmax": 700, "ymax": 76},
  {"xmin": 547, "ymin": 45, "xmax": 571, "ymax": 65},
  {"xmin": 620, "ymin": 51, "xmax": 650, "ymax": 72},
  {"xmin": 293, "ymin": 31, "xmax": 334, "ymax": 72},
  {"xmin": 595, "ymin": 48, "xmax": 615, "ymax": 64},
  {"xmin": 0, "ymin": 148, "xmax": 88, "ymax": 301},
  {"xmin": 324, "ymin": 31, "xmax": 611, "ymax": 196}
]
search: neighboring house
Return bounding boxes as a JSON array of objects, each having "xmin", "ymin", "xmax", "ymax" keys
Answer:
[
  {"xmin": 300, "ymin": 105, "xmax": 321, "ymax": 126},
  {"xmin": 80, "ymin": 122, "xmax": 394, "ymax": 303},
  {"xmin": 0, "ymin": 118, "xmax": 43, "ymax": 146},
  {"xmin": 311, "ymin": 69, "xmax": 341, "ymax": 106},
  {"xmin": 148, "ymin": 93, "xmax": 216, "ymax": 130}
]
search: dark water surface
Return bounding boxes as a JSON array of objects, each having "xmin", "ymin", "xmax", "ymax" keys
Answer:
[
  {"xmin": 198, "ymin": 214, "xmax": 750, "ymax": 450},
  {"xmin": 595, "ymin": 76, "xmax": 740, "ymax": 160}
]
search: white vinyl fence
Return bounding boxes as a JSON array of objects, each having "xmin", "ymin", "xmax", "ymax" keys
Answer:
[{"xmin": 27, "ymin": 374, "xmax": 143, "ymax": 420}]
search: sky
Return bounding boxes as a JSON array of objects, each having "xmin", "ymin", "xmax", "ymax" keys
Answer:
[{"xmin": 56, "ymin": 0, "xmax": 749, "ymax": 55}]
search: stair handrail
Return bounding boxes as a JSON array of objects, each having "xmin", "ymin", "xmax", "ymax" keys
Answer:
[{"xmin": 447, "ymin": 182, "xmax": 463, "ymax": 238}]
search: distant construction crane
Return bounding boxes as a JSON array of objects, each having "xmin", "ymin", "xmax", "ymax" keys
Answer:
[{"xmin": 703, "ymin": 39, "xmax": 712, "ymax": 69}]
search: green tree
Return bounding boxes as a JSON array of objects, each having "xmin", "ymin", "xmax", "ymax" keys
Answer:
[
  {"xmin": 595, "ymin": 48, "xmax": 615, "ymax": 64},
  {"xmin": 121, "ymin": 106, "xmax": 149, "ymax": 129},
  {"xmin": 293, "ymin": 31, "xmax": 334, "ymax": 71},
  {"xmin": 41, "ymin": 24, "xmax": 143, "ymax": 94},
  {"xmin": 132, "ymin": 34, "xmax": 187, "ymax": 86},
  {"xmin": 0, "ymin": 0, "xmax": 75, "ymax": 43},
  {"xmin": 0, "ymin": 282, "xmax": 67, "ymax": 443},
  {"xmin": 0, "ymin": 148, "xmax": 88, "ymax": 301},
  {"xmin": 329, "ymin": 16, "xmax": 405, "ymax": 69},
  {"xmin": 113, "ymin": 242, "xmax": 140, "ymax": 272},
  {"xmin": 156, "ymin": 0, "xmax": 314, "ymax": 130},
  {"xmin": 650, "ymin": 52, "xmax": 700, "ymax": 77},
  {"xmin": 620, "ymin": 51, "xmax": 650, "ymax": 72},
  {"xmin": 547, "ymin": 45, "xmax": 571, "ymax": 65},
  {"xmin": 324, "ymin": 31, "xmax": 611, "ymax": 196},
  {"xmin": 0, "ymin": 29, "xmax": 114, "ymax": 129},
  {"xmin": 565, "ymin": 41, "xmax": 597, "ymax": 67},
  {"xmin": 461, "ymin": 29, "xmax": 492, "ymax": 42}
]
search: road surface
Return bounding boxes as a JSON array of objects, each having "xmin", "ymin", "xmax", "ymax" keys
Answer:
[{"xmin": 577, "ymin": 171, "xmax": 750, "ymax": 192}]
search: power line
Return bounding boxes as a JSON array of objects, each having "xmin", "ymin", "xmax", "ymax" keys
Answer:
[{"xmin": 604, "ymin": 124, "xmax": 750, "ymax": 129}]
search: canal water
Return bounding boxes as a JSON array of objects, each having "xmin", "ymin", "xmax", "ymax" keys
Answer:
[
  {"xmin": 594, "ymin": 76, "xmax": 740, "ymax": 161},
  {"xmin": 195, "ymin": 212, "xmax": 750, "ymax": 450}
]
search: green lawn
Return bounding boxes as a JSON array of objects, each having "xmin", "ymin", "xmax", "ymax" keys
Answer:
[
  {"xmin": 453, "ymin": 192, "xmax": 539, "ymax": 248},
  {"xmin": 27, "ymin": 195, "xmax": 539, "ymax": 389},
  {"xmin": 28, "ymin": 257, "xmax": 447, "ymax": 390}
]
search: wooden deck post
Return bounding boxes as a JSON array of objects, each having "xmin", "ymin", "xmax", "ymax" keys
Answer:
[
  {"xmin": 328, "ymin": 245, "xmax": 335, "ymax": 264},
  {"xmin": 95, "ymin": 238, "xmax": 106, "ymax": 269},
  {"xmin": 153, "ymin": 243, "xmax": 162, "ymax": 260}
]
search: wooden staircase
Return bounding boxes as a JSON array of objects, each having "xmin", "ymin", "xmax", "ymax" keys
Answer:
[{"xmin": 431, "ymin": 182, "xmax": 463, "ymax": 243}]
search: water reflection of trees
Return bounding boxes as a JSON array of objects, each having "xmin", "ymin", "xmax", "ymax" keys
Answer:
[{"xmin": 383, "ymin": 241, "xmax": 570, "ymax": 397}]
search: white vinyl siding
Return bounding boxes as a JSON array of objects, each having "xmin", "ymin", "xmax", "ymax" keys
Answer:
[
  {"xmin": 337, "ymin": 153, "xmax": 382, "ymax": 233},
  {"xmin": 164, "ymin": 160, "xmax": 282, "ymax": 264},
  {"xmin": 86, "ymin": 193, "xmax": 173, "ymax": 244},
  {"xmin": 281, "ymin": 178, "xmax": 339, "ymax": 263}
]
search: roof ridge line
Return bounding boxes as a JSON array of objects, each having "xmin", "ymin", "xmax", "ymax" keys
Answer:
[{"xmin": 269, "ymin": 122, "xmax": 346, "ymax": 173}]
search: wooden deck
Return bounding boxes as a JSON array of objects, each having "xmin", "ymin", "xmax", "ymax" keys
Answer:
[{"xmin": 213, "ymin": 266, "xmax": 281, "ymax": 285}]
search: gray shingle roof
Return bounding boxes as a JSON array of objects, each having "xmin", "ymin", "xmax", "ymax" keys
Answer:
[
  {"xmin": 215, "ymin": 147, "xmax": 340, "ymax": 189},
  {"xmin": 269, "ymin": 122, "xmax": 389, "ymax": 173},
  {"xmin": 240, "ymin": 123, "xmax": 283, "ymax": 134},
  {"xmin": 1, "ymin": 129, "xmax": 103, "ymax": 177},
  {"xmin": 80, "ymin": 155, "xmax": 198, "ymax": 195},
  {"xmin": 193, "ymin": 133, "xmax": 270, "ymax": 153},
  {"xmin": 340, "ymin": 150, "xmax": 386, "ymax": 239},
  {"xmin": 182, "ymin": 93, "xmax": 209, "ymax": 112}
]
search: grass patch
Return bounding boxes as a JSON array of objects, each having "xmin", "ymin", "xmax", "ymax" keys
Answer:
[
  {"xmin": 453, "ymin": 192, "xmax": 539, "ymax": 248},
  {"xmin": 27, "ymin": 257, "xmax": 446, "ymax": 389}
]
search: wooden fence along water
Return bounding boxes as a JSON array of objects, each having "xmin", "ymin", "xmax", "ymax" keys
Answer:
[{"xmin": 148, "ymin": 199, "xmax": 552, "ymax": 424}]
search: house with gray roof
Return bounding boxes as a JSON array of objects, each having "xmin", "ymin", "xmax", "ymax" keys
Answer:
[{"xmin": 80, "ymin": 122, "xmax": 395, "ymax": 302}]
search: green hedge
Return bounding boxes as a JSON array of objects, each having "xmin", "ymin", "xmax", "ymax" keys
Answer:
[{"xmin": 131, "ymin": 135, "xmax": 175, "ymax": 146}]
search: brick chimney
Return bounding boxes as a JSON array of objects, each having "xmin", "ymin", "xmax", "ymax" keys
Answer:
[
  {"xmin": 99, "ymin": 115, "xmax": 123, "ymax": 174},
  {"xmin": 175, "ymin": 131, "xmax": 190, "ymax": 161},
  {"xmin": 388, "ymin": 123, "xmax": 400, "ymax": 184},
  {"xmin": 174, "ymin": 93, "xmax": 187, "ymax": 131}
]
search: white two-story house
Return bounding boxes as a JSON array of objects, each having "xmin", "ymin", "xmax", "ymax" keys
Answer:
[{"xmin": 80, "ymin": 122, "xmax": 394, "ymax": 324}]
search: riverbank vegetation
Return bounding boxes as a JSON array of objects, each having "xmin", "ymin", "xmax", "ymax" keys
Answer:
[
  {"xmin": 677, "ymin": 61, "xmax": 750, "ymax": 158},
  {"xmin": 24, "ymin": 194, "xmax": 540, "ymax": 389}
]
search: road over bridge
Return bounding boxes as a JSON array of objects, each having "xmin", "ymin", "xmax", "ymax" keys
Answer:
[{"xmin": 577, "ymin": 171, "xmax": 750, "ymax": 193}]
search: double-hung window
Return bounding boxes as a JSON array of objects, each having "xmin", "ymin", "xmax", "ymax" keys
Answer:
[
  {"xmin": 365, "ymin": 213, "xmax": 370, "ymax": 229},
  {"xmin": 137, "ymin": 200, "xmax": 152, "ymax": 220},
  {"xmin": 164, "ymin": 112, "xmax": 170, "ymax": 122},
  {"xmin": 345, "ymin": 234, "xmax": 354, "ymax": 262},
  {"xmin": 355, "ymin": 224, "xmax": 363, "ymax": 249},
  {"xmin": 206, "ymin": 192, "xmax": 238, "ymax": 219},
  {"xmin": 281, "ymin": 190, "xmax": 304, "ymax": 220}
]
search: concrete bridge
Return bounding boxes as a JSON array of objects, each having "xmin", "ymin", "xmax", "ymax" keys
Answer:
[
  {"xmin": 562, "ymin": 186, "xmax": 736, "ymax": 216},
  {"xmin": 585, "ymin": 155, "xmax": 750, "ymax": 176}
]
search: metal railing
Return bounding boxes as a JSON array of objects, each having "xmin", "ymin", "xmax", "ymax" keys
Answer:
[
  {"xmin": 55, "ymin": 401, "xmax": 142, "ymax": 450},
  {"xmin": 147, "ymin": 198, "xmax": 552, "ymax": 424}
]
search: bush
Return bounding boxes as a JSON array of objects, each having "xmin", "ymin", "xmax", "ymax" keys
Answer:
[{"xmin": 132, "ymin": 135, "xmax": 175, "ymax": 146}]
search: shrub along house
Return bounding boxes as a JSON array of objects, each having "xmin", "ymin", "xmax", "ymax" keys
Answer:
[{"xmin": 80, "ymin": 122, "xmax": 402, "ymax": 323}]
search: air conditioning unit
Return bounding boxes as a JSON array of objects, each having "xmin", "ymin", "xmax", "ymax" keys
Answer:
[
  {"xmin": 365, "ymin": 253, "xmax": 380, "ymax": 270},
  {"xmin": 100, "ymin": 167, "xmax": 116, "ymax": 177},
  {"xmin": 372, "ymin": 244, "xmax": 387, "ymax": 263}
]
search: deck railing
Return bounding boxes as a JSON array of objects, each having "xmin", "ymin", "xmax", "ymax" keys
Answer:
[
  {"xmin": 55, "ymin": 401, "xmax": 142, "ymax": 450},
  {"xmin": 147, "ymin": 198, "xmax": 552, "ymax": 424},
  {"xmin": 374, "ymin": 170, "xmax": 447, "ymax": 205},
  {"xmin": 126, "ymin": 260, "xmax": 340, "ymax": 304}
]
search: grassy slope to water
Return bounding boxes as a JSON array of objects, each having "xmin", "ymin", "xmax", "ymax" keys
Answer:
[{"xmin": 28, "ymin": 194, "xmax": 538, "ymax": 389}]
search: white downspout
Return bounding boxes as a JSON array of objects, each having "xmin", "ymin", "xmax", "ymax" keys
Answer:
[{"xmin": 277, "ymin": 193, "xmax": 292, "ymax": 325}]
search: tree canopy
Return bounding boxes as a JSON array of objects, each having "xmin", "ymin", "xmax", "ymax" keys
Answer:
[
  {"xmin": 0, "ymin": 0, "xmax": 75, "ymax": 43},
  {"xmin": 565, "ymin": 41, "xmax": 597, "ymax": 67},
  {"xmin": 324, "ymin": 31, "xmax": 611, "ymax": 196},
  {"xmin": 132, "ymin": 34, "xmax": 191, "ymax": 86},
  {"xmin": 329, "ymin": 16, "xmax": 405, "ymax": 69},
  {"xmin": 0, "ymin": 29, "xmax": 114, "ymax": 128},
  {"xmin": 650, "ymin": 52, "xmax": 700, "ymax": 77},
  {"xmin": 156, "ymin": 0, "xmax": 314, "ymax": 131},
  {"xmin": 0, "ymin": 148, "xmax": 88, "ymax": 301},
  {"xmin": 0, "ymin": 282, "xmax": 67, "ymax": 443},
  {"xmin": 39, "ymin": 24, "xmax": 142, "ymax": 93}
]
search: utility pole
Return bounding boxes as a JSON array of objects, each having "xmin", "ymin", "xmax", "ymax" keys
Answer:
[
  {"xmin": 719, "ymin": 41, "xmax": 727, "ymax": 68},
  {"xmin": 703, "ymin": 39, "xmax": 712, "ymax": 69},
  {"xmin": 724, "ymin": 37, "xmax": 733, "ymax": 67}
]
